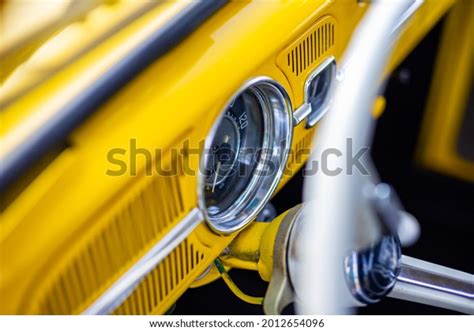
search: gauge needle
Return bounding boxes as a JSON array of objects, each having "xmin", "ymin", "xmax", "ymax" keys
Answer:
[
  {"xmin": 212, "ymin": 135, "xmax": 230, "ymax": 193},
  {"xmin": 212, "ymin": 161, "xmax": 221, "ymax": 193}
]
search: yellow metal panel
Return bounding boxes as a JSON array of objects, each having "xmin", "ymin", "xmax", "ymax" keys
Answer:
[
  {"xmin": 277, "ymin": 15, "xmax": 338, "ymax": 105},
  {"xmin": 417, "ymin": 0, "xmax": 474, "ymax": 182},
  {"xmin": 0, "ymin": 0, "xmax": 162, "ymax": 106},
  {"xmin": 113, "ymin": 232, "xmax": 211, "ymax": 315},
  {"xmin": 0, "ymin": 0, "xmax": 455, "ymax": 314},
  {"xmin": 385, "ymin": 0, "xmax": 456, "ymax": 78}
]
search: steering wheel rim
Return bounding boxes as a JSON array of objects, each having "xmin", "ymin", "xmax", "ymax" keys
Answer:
[{"xmin": 292, "ymin": 0, "xmax": 416, "ymax": 315}]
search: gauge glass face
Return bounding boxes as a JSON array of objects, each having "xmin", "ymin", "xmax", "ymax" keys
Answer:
[{"xmin": 204, "ymin": 90, "xmax": 264, "ymax": 217}]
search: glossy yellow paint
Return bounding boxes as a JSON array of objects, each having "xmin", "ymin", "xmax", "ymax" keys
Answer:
[
  {"xmin": 222, "ymin": 222, "xmax": 268, "ymax": 272},
  {"xmin": 202, "ymin": 209, "xmax": 288, "ymax": 290},
  {"xmin": 372, "ymin": 96, "xmax": 387, "ymax": 119},
  {"xmin": 417, "ymin": 0, "xmax": 474, "ymax": 182},
  {"xmin": 0, "ymin": 0, "xmax": 454, "ymax": 314}
]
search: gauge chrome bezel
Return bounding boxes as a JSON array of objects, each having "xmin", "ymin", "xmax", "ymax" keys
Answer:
[{"xmin": 198, "ymin": 77, "xmax": 293, "ymax": 234}]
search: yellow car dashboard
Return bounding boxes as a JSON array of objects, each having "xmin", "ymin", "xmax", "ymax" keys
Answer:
[{"xmin": 0, "ymin": 0, "xmax": 455, "ymax": 315}]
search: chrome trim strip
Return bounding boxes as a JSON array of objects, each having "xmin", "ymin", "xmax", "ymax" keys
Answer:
[
  {"xmin": 82, "ymin": 207, "xmax": 203, "ymax": 315},
  {"xmin": 391, "ymin": 0, "xmax": 424, "ymax": 36}
]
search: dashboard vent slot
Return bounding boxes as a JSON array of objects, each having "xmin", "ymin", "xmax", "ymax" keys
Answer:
[
  {"xmin": 113, "ymin": 237, "xmax": 206, "ymax": 315},
  {"xmin": 288, "ymin": 22, "xmax": 334, "ymax": 77},
  {"xmin": 277, "ymin": 16, "xmax": 337, "ymax": 98},
  {"xmin": 34, "ymin": 155, "xmax": 191, "ymax": 314},
  {"xmin": 287, "ymin": 129, "xmax": 314, "ymax": 172}
]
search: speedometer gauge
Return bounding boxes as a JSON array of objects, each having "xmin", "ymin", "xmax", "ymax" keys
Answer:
[{"xmin": 198, "ymin": 78, "xmax": 293, "ymax": 234}]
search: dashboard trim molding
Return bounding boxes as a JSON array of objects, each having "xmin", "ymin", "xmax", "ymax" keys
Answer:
[{"xmin": 82, "ymin": 207, "xmax": 203, "ymax": 315}]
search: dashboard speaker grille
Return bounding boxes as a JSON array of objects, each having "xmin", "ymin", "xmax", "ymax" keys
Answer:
[
  {"xmin": 277, "ymin": 16, "xmax": 337, "ymax": 97},
  {"xmin": 113, "ymin": 236, "xmax": 208, "ymax": 315},
  {"xmin": 288, "ymin": 22, "xmax": 334, "ymax": 77},
  {"xmin": 31, "ymin": 146, "xmax": 198, "ymax": 314},
  {"xmin": 286, "ymin": 128, "xmax": 314, "ymax": 175}
]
